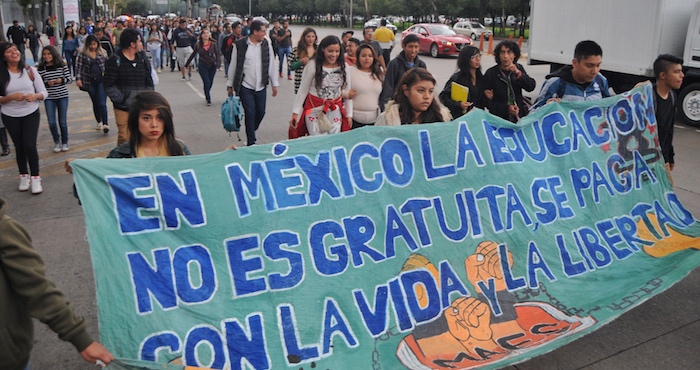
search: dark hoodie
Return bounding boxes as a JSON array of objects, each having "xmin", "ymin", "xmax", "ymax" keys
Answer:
[
  {"xmin": 379, "ymin": 50, "xmax": 427, "ymax": 110},
  {"xmin": 0, "ymin": 197, "xmax": 93, "ymax": 369}
]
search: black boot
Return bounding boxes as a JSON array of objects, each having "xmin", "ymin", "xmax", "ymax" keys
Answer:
[{"xmin": 0, "ymin": 127, "xmax": 9, "ymax": 156}]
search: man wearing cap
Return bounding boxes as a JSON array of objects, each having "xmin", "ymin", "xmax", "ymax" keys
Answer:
[
  {"xmin": 6, "ymin": 21, "xmax": 26, "ymax": 59},
  {"xmin": 374, "ymin": 19, "xmax": 395, "ymax": 65},
  {"xmin": 341, "ymin": 30, "xmax": 354, "ymax": 47}
]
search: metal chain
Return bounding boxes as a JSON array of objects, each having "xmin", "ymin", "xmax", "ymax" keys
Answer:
[{"xmin": 371, "ymin": 326, "xmax": 400, "ymax": 369}]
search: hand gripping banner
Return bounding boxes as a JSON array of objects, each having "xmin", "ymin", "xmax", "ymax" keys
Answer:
[{"xmin": 72, "ymin": 84, "xmax": 700, "ymax": 370}]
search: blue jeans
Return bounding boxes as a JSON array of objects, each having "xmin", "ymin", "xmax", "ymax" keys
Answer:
[
  {"xmin": 150, "ymin": 46, "xmax": 161, "ymax": 70},
  {"xmin": 44, "ymin": 97, "xmax": 69, "ymax": 144},
  {"xmin": 63, "ymin": 50, "xmax": 76, "ymax": 76},
  {"xmin": 198, "ymin": 64, "xmax": 217, "ymax": 103},
  {"xmin": 278, "ymin": 46, "xmax": 292, "ymax": 75},
  {"xmin": 239, "ymin": 86, "xmax": 267, "ymax": 146},
  {"xmin": 88, "ymin": 81, "xmax": 108, "ymax": 125}
]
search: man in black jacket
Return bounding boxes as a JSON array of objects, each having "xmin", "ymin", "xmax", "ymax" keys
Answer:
[
  {"xmin": 482, "ymin": 40, "xmax": 536, "ymax": 122},
  {"xmin": 379, "ymin": 34, "xmax": 425, "ymax": 110},
  {"xmin": 6, "ymin": 20, "xmax": 26, "ymax": 60},
  {"xmin": 653, "ymin": 54, "xmax": 684, "ymax": 179},
  {"xmin": 104, "ymin": 28, "xmax": 154, "ymax": 145}
]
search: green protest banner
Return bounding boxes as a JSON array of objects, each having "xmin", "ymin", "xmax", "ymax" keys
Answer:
[{"xmin": 72, "ymin": 84, "xmax": 700, "ymax": 369}]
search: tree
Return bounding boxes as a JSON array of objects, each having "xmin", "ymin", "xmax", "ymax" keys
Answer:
[{"xmin": 18, "ymin": 0, "xmax": 33, "ymax": 26}]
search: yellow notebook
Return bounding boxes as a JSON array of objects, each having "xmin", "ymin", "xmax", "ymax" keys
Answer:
[{"xmin": 451, "ymin": 82, "xmax": 469, "ymax": 103}]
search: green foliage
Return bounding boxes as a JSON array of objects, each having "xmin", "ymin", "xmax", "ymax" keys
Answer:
[{"xmin": 124, "ymin": 0, "xmax": 149, "ymax": 15}]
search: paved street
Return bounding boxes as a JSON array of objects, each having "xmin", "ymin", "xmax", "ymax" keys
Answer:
[{"xmin": 1, "ymin": 25, "xmax": 698, "ymax": 369}]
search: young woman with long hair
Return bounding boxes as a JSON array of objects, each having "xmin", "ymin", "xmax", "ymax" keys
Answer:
[
  {"xmin": 376, "ymin": 67, "xmax": 451, "ymax": 126},
  {"xmin": 62, "ymin": 26, "xmax": 79, "ymax": 76},
  {"xmin": 289, "ymin": 35, "xmax": 352, "ymax": 137},
  {"xmin": 348, "ymin": 43, "xmax": 384, "ymax": 128},
  {"xmin": 75, "ymin": 35, "xmax": 109, "ymax": 133},
  {"xmin": 26, "ymin": 25, "xmax": 42, "ymax": 65},
  {"xmin": 76, "ymin": 25, "xmax": 88, "ymax": 51},
  {"xmin": 146, "ymin": 23, "xmax": 164, "ymax": 73},
  {"xmin": 0, "ymin": 42, "xmax": 48, "ymax": 193},
  {"xmin": 185, "ymin": 28, "xmax": 221, "ymax": 106},
  {"xmin": 37, "ymin": 45, "xmax": 72, "ymax": 152},
  {"xmin": 113, "ymin": 91, "xmax": 190, "ymax": 158},
  {"xmin": 288, "ymin": 27, "xmax": 317, "ymax": 94},
  {"xmin": 439, "ymin": 46, "xmax": 488, "ymax": 118}
]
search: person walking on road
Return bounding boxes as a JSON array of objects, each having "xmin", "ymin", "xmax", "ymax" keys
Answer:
[
  {"xmin": 226, "ymin": 20, "xmax": 279, "ymax": 146},
  {"xmin": 25, "ymin": 25, "xmax": 42, "ymax": 65},
  {"xmin": 361, "ymin": 26, "xmax": 386, "ymax": 71},
  {"xmin": 347, "ymin": 43, "xmax": 384, "ymax": 128},
  {"xmin": 483, "ymin": 40, "xmax": 536, "ymax": 122},
  {"xmin": 147, "ymin": 23, "xmax": 164, "ymax": 73},
  {"xmin": 531, "ymin": 40, "xmax": 610, "ymax": 111},
  {"xmin": 104, "ymin": 29, "xmax": 154, "ymax": 146},
  {"xmin": 0, "ymin": 42, "xmax": 48, "ymax": 194},
  {"xmin": 289, "ymin": 35, "xmax": 353, "ymax": 137},
  {"xmin": 0, "ymin": 196, "xmax": 115, "ymax": 370},
  {"xmin": 380, "ymin": 33, "xmax": 426, "ymax": 110},
  {"xmin": 374, "ymin": 19, "xmax": 395, "ymax": 66},
  {"xmin": 289, "ymin": 27, "xmax": 317, "ymax": 94},
  {"xmin": 376, "ymin": 67, "xmax": 451, "ymax": 126},
  {"xmin": 185, "ymin": 28, "xmax": 221, "ymax": 106},
  {"xmin": 440, "ymin": 46, "xmax": 488, "ymax": 118},
  {"xmin": 652, "ymin": 54, "xmax": 684, "ymax": 182},
  {"xmin": 37, "ymin": 45, "xmax": 72, "ymax": 152},
  {"xmin": 62, "ymin": 26, "xmax": 79, "ymax": 77},
  {"xmin": 276, "ymin": 20, "xmax": 293, "ymax": 80},
  {"xmin": 76, "ymin": 35, "xmax": 110, "ymax": 134},
  {"xmin": 6, "ymin": 21, "xmax": 26, "ymax": 60},
  {"xmin": 171, "ymin": 20, "xmax": 195, "ymax": 81}
]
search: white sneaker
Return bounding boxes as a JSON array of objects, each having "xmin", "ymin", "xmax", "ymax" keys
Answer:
[
  {"xmin": 19, "ymin": 174, "xmax": 30, "ymax": 191},
  {"xmin": 96, "ymin": 122, "xmax": 102, "ymax": 130},
  {"xmin": 61, "ymin": 143, "xmax": 70, "ymax": 152},
  {"xmin": 102, "ymin": 124, "xmax": 109, "ymax": 134},
  {"xmin": 30, "ymin": 176, "xmax": 42, "ymax": 194},
  {"xmin": 53, "ymin": 143, "xmax": 61, "ymax": 153}
]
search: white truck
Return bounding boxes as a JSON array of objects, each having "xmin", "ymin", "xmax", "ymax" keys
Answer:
[{"xmin": 528, "ymin": 0, "xmax": 700, "ymax": 126}]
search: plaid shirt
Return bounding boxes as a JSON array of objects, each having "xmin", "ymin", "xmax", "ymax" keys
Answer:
[{"xmin": 75, "ymin": 52, "xmax": 107, "ymax": 92}]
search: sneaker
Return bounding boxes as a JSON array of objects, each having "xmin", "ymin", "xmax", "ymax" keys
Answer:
[
  {"xmin": 157, "ymin": 68, "xmax": 162, "ymax": 73},
  {"xmin": 96, "ymin": 122, "xmax": 102, "ymax": 130},
  {"xmin": 288, "ymin": 75, "xmax": 292, "ymax": 80},
  {"xmin": 19, "ymin": 174, "xmax": 30, "ymax": 191},
  {"xmin": 181, "ymin": 76, "xmax": 186, "ymax": 81},
  {"xmin": 279, "ymin": 72, "xmax": 283, "ymax": 78},
  {"xmin": 1, "ymin": 147, "xmax": 9, "ymax": 156},
  {"xmin": 53, "ymin": 143, "xmax": 61, "ymax": 153},
  {"xmin": 61, "ymin": 143, "xmax": 70, "ymax": 152},
  {"xmin": 103, "ymin": 124, "xmax": 109, "ymax": 134},
  {"xmin": 30, "ymin": 176, "xmax": 42, "ymax": 194},
  {"xmin": 188, "ymin": 72, "xmax": 192, "ymax": 80},
  {"xmin": 206, "ymin": 101, "xmax": 211, "ymax": 106}
]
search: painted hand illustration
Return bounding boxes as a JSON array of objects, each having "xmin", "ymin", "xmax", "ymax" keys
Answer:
[
  {"xmin": 465, "ymin": 241, "xmax": 514, "ymax": 293},
  {"xmin": 445, "ymin": 297, "xmax": 493, "ymax": 342}
]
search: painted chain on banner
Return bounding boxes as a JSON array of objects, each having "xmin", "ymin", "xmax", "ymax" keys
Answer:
[{"xmin": 71, "ymin": 83, "xmax": 700, "ymax": 370}]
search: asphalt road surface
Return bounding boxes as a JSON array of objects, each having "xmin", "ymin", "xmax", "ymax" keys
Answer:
[{"xmin": 1, "ymin": 25, "xmax": 698, "ymax": 369}]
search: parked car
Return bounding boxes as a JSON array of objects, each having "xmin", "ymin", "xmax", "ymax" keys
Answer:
[
  {"xmin": 484, "ymin": 17, "xmax": 493, "ymax": 26},
  {"xmin": 364, "ymin": 18, "xmax": 398, "ymax": 33},
  {"xmin": 401, "ymin": 23, "xmax": 472, "ymax": 58},
  {"xmin": 453, "ymin": 21, "xmax": 492, "ymax": 40}
]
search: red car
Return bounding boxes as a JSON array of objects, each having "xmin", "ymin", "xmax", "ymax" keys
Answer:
[{"xmin": 401, "ymin": 23, "xmax": 472, "ymax": 58}]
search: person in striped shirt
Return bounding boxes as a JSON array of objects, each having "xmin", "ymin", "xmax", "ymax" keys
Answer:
[{"xmin": 37, "ymin": 45, "xmax": 72, "ymax": 152}]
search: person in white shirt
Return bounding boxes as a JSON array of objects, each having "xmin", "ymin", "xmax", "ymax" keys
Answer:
[
  {"xmin": 347, "ymin": 43, "xmax": 384, "ymax": 128},
  {"xmin": 0, "ymin": 42, "xmax": 49, "ymax": 194},
  {"xmin": 226, "ymin": 20, "xmax": 279, "ymax": 146},
  {"xmin": 289, "ymin": 35, "xmax": 353, "ymax": 137}
]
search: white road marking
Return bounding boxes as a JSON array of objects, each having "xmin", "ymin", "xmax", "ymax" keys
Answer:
[{"xmin": 186, "ymin": 80, "xmax": 206, "ymax": 99}]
